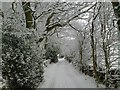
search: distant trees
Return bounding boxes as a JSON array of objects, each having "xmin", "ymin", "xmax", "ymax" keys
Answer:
[
  {"xmin": 70, "ymin": 23, "xmax": 87, "ymax": 71},
  {"xmin": 45, "ymin": 43, "xmax": 59, "ymax": 63},
  {"xmin": 65, "ymin": 51, "xmax": 76, "ymax": 63}
]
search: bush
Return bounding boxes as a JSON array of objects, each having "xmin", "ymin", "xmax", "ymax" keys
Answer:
[
  {"xmin": 45, "ymin": 45, "xmax": 58, "ymax": 63},
  {"xmin": 2, "ymin": 32, "xmax": 43, "ymax": 90}
]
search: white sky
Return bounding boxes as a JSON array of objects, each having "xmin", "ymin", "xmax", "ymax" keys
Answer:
[{"xmin": 65, "ymin": 36, "xmax": 75, "ymax": 40}]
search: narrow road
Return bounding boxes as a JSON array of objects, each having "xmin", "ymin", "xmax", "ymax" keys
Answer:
[{"xmin": 39, "ymin": 58, "xmax": 97, "ymax": 88}]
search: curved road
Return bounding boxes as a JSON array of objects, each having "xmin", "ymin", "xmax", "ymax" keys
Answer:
[{"xmin": 39, "ymin": 58, "xmax": 97, "ymax": 88}]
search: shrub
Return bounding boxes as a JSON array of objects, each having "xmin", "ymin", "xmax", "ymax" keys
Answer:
[{"xmin": 2, "ymin": 32, "xmax": 43, "ymax": 90}]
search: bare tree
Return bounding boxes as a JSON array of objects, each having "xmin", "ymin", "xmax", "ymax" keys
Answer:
[{"xmin": 89, "ymin": 4, "xmax": 101, "ymax": 82}]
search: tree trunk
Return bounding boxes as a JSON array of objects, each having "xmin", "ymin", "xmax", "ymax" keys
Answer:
[
  {"xmin": 44, "ymin": 36, "xmax": 48, "ymax": 59},
  {"xmin": 22, "ymin": 2, "xmax": 33, "ymax": 29},
  {"xmin": 90, "ymin": 21, "xmax": 98, "ymax": 81},
  {"xmin": 103, "ymin": 41, "xmax": 109, "ymax": 87},
  {"xmin": 100, "ymin": 16, "xmax": 110, "ymax": 87},
  {"xmin": 79, "ymin": 47, "xmax": 83, "ymax": 66},
  {"xmin": 79, "ymin": 47, "xmax": 84, "ymax": 72}
]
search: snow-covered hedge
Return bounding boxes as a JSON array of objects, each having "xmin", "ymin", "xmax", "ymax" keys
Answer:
[{"xmin": 2, "ymin": 28, "xmax": 44, "ymax": 89}]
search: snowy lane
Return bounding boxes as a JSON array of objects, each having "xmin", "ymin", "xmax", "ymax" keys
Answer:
[{"xmin": 39, "ymin": 60, "xmax": 97, "ymax": 88}]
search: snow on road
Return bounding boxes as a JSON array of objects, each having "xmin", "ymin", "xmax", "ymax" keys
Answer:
[
  {"xmin": 39, "ymin": 58, "xmax": 97, "ymax": 88},
  {"xmin": 0, "ymin": 75, "xmax": 3, "ymax": 88}
]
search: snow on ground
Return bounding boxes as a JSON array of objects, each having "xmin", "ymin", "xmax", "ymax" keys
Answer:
[
  {"xmin": 58, "ymin": 57, "xmax": 65, "ymax": 61},
  {"xmin": 0, "ymin": 74, "xmax": 3, "ymax": 88},
  {"xmin": 39, "ymin": 58, "xmax": 98, "ymax": 88}
]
